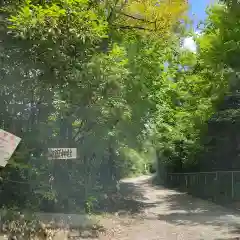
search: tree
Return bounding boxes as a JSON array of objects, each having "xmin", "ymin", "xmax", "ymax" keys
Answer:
[
  {"xmin": 191, "ymin": 1, "xmax": 240, "ymax": 171},
  {"xmin": 0, "ymin": 0, "xmax": 190, "ymax": 211}
]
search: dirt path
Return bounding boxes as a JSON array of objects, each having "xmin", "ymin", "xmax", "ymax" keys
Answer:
[
  {"xmin": 2, "ymin": 175, "xmax": 240, "ymax": 240},
  {"xmin": 98, "ymin": 175, "xmax": 240, "ymax": 240}
]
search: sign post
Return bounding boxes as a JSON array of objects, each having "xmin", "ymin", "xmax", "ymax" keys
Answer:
[{"xmin": 0, "ymin": 129, "xmax": 21, "ymax": 167}]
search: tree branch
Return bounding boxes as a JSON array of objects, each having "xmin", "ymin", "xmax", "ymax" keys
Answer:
[
  {"xmin": 120, "ymin": 12, "xmax": 155, "ymax": 24},
  {"xmin": 72, "ymin": 120, "xmax": 84, "ymax": 141},
  {"xmin": 112, "ymin": 24, "xmax": 153, "ymax": 31}
]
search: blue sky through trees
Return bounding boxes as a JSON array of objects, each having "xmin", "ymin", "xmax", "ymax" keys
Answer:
[
  {"xmin": 183, "ymin": 0, "xmax": 216, "ymax": 52},
  {"xmin": 188, "ymin": 0, "xmax": 216, "ymax": 28}
]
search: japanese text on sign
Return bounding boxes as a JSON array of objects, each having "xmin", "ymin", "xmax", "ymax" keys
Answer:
[
  {"xmin": 48, "ymin": 148, "xmax": 77, "ymax": 160},
  {"xmin": 0, "ymin": 129, "xmax": 21, "ymax": 167}
]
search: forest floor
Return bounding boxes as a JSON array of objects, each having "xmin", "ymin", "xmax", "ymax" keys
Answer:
[{"xmin": 2, "ymin": 175, "xmax": 240, "ymax": 239}]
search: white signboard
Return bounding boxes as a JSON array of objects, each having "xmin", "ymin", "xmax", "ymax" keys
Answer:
[
  {"xmin": 48, "ymin": 148, "xmax": 77, "ymax": 160},
  {"xmin": 0, "ymin": 129, "xmax": 21, "ymax": 167}
]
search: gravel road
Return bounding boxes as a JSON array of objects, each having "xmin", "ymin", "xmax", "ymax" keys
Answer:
[{"xmin": 98, "ymin": 175, "xmax": 240, "ymax": 240}]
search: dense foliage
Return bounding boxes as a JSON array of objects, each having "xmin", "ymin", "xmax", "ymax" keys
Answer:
[
  {"xmin": 0, "ymin": 0, "xmax": 239, "ymax": 212},
  {"xmin": 192, "ymin": 0, "xmax": 240, "ymax": 171}
]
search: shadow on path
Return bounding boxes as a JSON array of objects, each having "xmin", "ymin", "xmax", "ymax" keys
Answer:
[
  {"xmin": 95, "ymin": 175, "xmax": 161, "ymax": 215},
  {"xmin": 149, "ymin": 180, "xmax": 240, "ymax": 238},
  {"xmin": 98, "ymin": 175, "xmax": 240, "ymax": 239}
]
